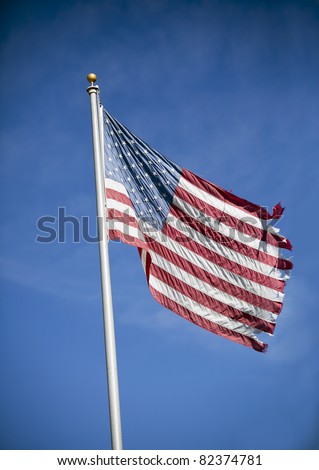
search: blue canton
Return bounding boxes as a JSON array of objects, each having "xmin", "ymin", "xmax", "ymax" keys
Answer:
[{"xmin": 103, "ymin": 109, "xmax": 182, "ymax": 230}]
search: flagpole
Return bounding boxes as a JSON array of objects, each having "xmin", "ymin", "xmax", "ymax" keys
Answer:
[{"xmin": 86, "ymin": 73, "xmax": 123, "ymax": 450}]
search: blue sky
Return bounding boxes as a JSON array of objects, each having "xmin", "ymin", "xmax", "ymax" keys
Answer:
[{"xmin": 0, "ymin": 0, "xmax": 318, "ymax": 450}]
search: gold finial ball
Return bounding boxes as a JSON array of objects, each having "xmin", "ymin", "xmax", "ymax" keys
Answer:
[{"xmin": 87, "ymin": 73, "xmax": 97, "ymax": 84}]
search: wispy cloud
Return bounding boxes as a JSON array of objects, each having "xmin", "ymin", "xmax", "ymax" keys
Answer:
[{"xmin": 0, "ymin": 248, "xmax": 100, "ymax": 302}]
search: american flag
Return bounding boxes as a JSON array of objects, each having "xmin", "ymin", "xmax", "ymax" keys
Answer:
[{"xmin": 102, "ymin": 108, "xmax": 293, "ymax": 352}]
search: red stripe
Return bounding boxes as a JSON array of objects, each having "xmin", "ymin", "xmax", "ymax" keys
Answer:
[
  {"xmin": 174, "ymin": 185, "xmax": 292, "ymax": 251},
  {"xmin": 149, "ymin": 283, "xmax": 267, "ymax": 352},
  {"xmin": 169, "ymin": 205, "xmax": 293, "ymax": 271},
  {"xmin": 145, "ymin": 251, "xmax": 151, "ymax": 280},
  {"xmin": 109, "ymin": 229, "xmax": 146, "ymax": 249},
  {"xmin": 161, "ymin": 222, "xmax": 285, "ymax": 293},
  {"xmin": 108, "ymin": 208, "xmax": 139, "ymax": 228},
  {"xmin": 183, "ymin": 168, "xmax": 285, "ymax": 221},
  {"xmin": 107, "ymin": 200, "xmax": 284, "ymax": 312},
  {"xmin": 116, "ymin": 197, "xmax": 286, "ymax": 293},
  {"xmin": 138, "ymin": 248, "xmax": 152, "ymax": 280},
  {"xmin": 145, "ymin": 234, "xmax": 283, "ymax": 315},
  {"xmin": 150, "ymin": 263, "xmax": 275, "ymax": 333},
  {"xmin": 106, "ymin": 188, "xmax": 134, "ymax": 208}
]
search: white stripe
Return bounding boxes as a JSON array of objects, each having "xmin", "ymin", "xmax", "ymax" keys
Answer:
[
  {"xmin": 173, "ymin": 194, "xmax": 279, "ymax": 257},
  {"xmin": 140, "ymin": 249, "xmax": 147, "ymax": 273},
  {"xmin": 150, "ymin": 251, "xmax": 277, "ymax": 324},
  {"xmin": 108, "ymin": 220, "xmax": 145, "ymax": 242},
  {"xmin": 107, "ymin": 198, "xmax": 136, "ymax": 219},
  {"xmin": 105, "ymin": 178, "xmax": 284, "ymax": 302},
  {"xmin": 167, "ymin": 211, "xmax": 283, "ymax": 280},
  {"xmin": 174, "ymin": 209, "xmax": 284, "ymax": 278},
  {"xmin": 105, "ymin": 176, "xmax": 287, "ymax": 280},
  {"xmin": 149, "ymin": 275, "xmax": 263, "ymax": 341},
  {"xmin": 165, "ymin": 214, "xmax": 285, "ymax": 292},
  {"xmin": 145, "ymin": 223, "xmax": 283, "ymax": 303},
  {"xmin": 180, "ymin": 176, "xmax": 278, "ymax": 232},
  {"xmin": 105, "ymin": 178, "xmax": 129, "ymax": 196},
  {"xmin": 106, "ymin": 179, "xmax": 283, "ymax": 281}
]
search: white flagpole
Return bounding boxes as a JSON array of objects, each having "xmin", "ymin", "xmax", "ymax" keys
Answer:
[{"xmin": 86, "ymin": 73, "xmax": 123, "ymax": 450}]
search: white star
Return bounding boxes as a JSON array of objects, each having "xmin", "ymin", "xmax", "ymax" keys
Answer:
[
  {"xmin": 132, "ymin": 164, "xmax": 136, "ymax": 168},
  {"xmin": 152, "ymin": 171, "xmax": 157, "ymax": 176},
  {"xmin": 144, "ymin": 198, "xmax": 149, "ymax": 202},
  {"xmin": 127, "ymin": 177, "xmax": 131, "ymax": 181},
  {"xmin": 149, "ymin": 209, "xmax": 153, "ymax": 213},
  {"xmin": 127, "ymin": 152, "xmax": 131, "ymax": 156},
  {"xmin": 114, "ymin": 143, "xmax": 119, "ymax": 147},
  {"xmin": 131, "ymin": 188, "xmax": 135, "ymax": 192},
  {"xmin": 110, "ymin": 131, "xmax": 114, "ymax": 135},
  {"xmin": 108, "ymin": 157, "xmax": 112, "ymax": 161},
  {"xmin": 107, "ymin": 144, "xmax": 111, "ymax": 148}
]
